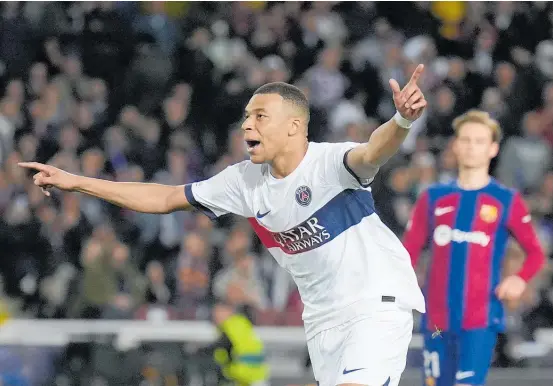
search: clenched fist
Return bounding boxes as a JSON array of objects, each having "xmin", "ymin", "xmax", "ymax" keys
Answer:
[
  {"xmin": 18, "ymin": 162, "xmax": 80, "ymax": 196},
  {"xmin": 496, "ymin": 274, "xmax": 527, "ymax": 302}
]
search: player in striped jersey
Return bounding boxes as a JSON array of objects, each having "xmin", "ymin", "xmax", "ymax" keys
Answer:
[{"xmin": 403, "ymin": 110, "xmax": 546, "ymax": 386}]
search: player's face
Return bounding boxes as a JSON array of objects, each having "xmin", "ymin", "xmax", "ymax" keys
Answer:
[
  {"xmin": 242, "ymin": 93, "xmax": 292, "ymax": 164},
  {"xmin": 453, "ymin": 122, "xmax": 499, "ymax": 169}
]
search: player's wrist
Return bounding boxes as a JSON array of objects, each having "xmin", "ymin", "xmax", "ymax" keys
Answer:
[
  {"xmin": 513, "ymin": 273, "xmax": 530, "ymax": 283},
  {"xmin": 393, "ymin": 111, "xmax": 413, "ymax": 129}
]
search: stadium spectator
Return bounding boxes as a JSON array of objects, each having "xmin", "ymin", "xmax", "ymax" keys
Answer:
[
  {"xmin": 172, "ymin": 231, "xmax": 212, "ymax": 319},
  {"xmin": 496, "ymin": 111, "xmax": 552, "ymax": 192},
  {"xmin": 69, "ymin": 228, "xmax": 146, "ymax": 319},
  {"xmin": 213, "ymin": 227, "xmax": 269, "ymax": 313}
]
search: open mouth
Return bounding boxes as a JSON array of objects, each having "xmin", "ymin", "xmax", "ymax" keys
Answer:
[{"xmin": 246, "ymin": 140, "xmax": 261, "ymax": 151}]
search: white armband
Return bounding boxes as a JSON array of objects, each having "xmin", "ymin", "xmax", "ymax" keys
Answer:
[{"xmin": 393, "ymin": 111, "xmax": 413, "ymax": 129}]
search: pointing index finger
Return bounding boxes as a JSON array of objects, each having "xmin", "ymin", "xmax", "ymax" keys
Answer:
[
  {"xmin": 408, "ymin": 64, "xmax": 425, "ymax": 86},
  {"xmin": 18, "ymin": 162, "xmax": 48, "ymax": 172}
]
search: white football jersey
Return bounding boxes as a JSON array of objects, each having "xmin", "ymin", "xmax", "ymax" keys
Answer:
[{"xmin": 186, "ymin": 142, "xmax": 425, "ymax": 339}]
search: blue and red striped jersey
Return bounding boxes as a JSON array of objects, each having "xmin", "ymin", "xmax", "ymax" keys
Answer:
[{"xmin": 403, "ymin": 178, "xmax": 545, "ymax": 333}]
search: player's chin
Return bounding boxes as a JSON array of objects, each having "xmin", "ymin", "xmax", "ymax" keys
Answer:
[
  {"xmin": 460, "ymin": 159, "xmax": 486, "ymax": 169},
  {"xmin": 247, "ymin": 147, "xmax": 266, "ymax": 164},
  {"xmin": 248, "ymin": 154, "xmax": 265, "ymax": 164}
]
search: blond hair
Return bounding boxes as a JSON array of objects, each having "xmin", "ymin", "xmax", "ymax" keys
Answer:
[{"xmin": 452, "ymin": 110, "xmax": 502, "ymax": 143}]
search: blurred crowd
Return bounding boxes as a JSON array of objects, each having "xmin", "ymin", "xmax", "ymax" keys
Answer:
[{"xmin": 1, "ymin": 1, "xmax": 553, "ymax": 337}]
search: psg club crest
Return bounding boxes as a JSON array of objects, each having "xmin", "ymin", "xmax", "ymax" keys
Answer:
[
  {"xmin": 480, "ymin": 204, "xmax": 498, "ymax": 223},
  {"xmin": 295, "ymin": 185, "xmax": 312, "ymax": 207}
]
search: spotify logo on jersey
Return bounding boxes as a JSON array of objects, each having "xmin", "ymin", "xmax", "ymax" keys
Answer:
[{"xmin": 433, "ymin": 225, "xmax": 490, "ymax": 247}]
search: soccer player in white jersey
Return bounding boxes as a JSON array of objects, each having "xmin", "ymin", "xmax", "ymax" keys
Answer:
[{"xmin": 20, "ymin": 64, "xmax": 428, "ymax": 386}]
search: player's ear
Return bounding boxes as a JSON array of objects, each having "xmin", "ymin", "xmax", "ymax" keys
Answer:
[
  {"xmin": 288, "ymin": 117, "xmax": 302, "ymax": 136},
  {"xmin": 490, "ymin": 142, "xmax": 500, "ymax": 158},
  {"xmin": 451, "ymin": 137, "xmax": 460, "ymax": 156}
]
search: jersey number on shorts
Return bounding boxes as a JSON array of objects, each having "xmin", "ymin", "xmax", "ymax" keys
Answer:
[{"xmin": 423, "ymin": 350, "xmax": 440, "ymax": 378}]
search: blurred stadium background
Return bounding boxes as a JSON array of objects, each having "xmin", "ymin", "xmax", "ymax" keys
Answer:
[{"xmin": 1, "ymin": 1, "xmax": 553, "ymax": 385}]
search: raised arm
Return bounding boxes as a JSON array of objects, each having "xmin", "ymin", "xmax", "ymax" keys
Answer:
[
  {"xmin": 19, "ymin": 162, "xmax": 190, "ymax": 214},
  {"xmin": 346, "ymin": 64, "xmax": 427, "ymax": 180}
]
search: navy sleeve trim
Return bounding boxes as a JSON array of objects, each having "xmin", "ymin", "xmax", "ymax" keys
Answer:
[
  {"xmin": 343, "ymin": 148, "xmax": 373, "ymax": 188},
  {"xmin": 184, "ymin": 184, "xmax": 218, "ymax": 220}
]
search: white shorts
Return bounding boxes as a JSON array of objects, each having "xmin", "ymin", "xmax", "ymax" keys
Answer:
[{"xmin": 307, "ymin": 301, "xmax": 413, "ymax": 386}]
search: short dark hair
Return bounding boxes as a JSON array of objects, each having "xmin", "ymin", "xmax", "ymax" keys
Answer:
[{"xmin": 253, "ymin": 82, "xmax": 310, "ymax": 123}]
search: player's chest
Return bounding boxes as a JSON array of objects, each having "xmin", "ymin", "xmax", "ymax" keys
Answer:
[
  {"xmin": 429, "ymin": 194, "xmax": 506, "ymax": 234},
  {"xmin": 246, "ymin": 179, "xmax": 342, "ymax": 233}
]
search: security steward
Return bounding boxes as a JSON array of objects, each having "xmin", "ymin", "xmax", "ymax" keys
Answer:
[{"xmin": 200, "ymin": 302, "xmax": 269, "ymax": 386}]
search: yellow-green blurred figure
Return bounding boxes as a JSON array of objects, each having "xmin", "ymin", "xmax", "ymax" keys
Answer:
[{"xmin": 208, "ymin": 303, "xmax": 269, "ymax": 386}]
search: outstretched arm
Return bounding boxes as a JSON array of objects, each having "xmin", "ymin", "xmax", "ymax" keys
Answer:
[
  {"xmin": 19, "ymin": 162, "xmax": 191, "ymax": 214},
  {"xmin": 346, "ymin": 64, "xmax": 427, "ymax": 180}
]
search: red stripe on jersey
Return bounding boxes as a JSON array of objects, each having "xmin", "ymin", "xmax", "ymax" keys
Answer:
[
  {"xmin": 507, "ymin": 193, "xmax": 546, "ymax": 282},
  {"xmin": 403, "ymin": 191, "xmax": 430, "ymax": 268},
  {"xmin": 462, "ymin": 194, "xmax": 503, "ymax": 330},
  {"xmin": 248, "ymin": 218, "xmax": 279, "ymax": 249},
  {"xmin": 427, "ymin": 193, "xmax": 461, "ymax": 331}
]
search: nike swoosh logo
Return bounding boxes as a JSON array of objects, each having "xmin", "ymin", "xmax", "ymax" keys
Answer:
[
  {"xmin": 256, "ymin": 210, "xmax": 271, "ymax": 219},
  {"xmin": 343, "ymin": 367, "xmax": 364, "ymax": 375},
  {"xmin": 522, "ymin": 214, "xmax": 531, "ymax": 223},
  {"xmin": 455, "ymin": 371, "xmax": 475, "ymax": 380},
  {"xmin": 435, "ymin": 206, "xmax": 455, "ymax": 216}
]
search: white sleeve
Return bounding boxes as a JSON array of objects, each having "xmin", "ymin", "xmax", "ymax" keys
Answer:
[
  {"xmin": 322, "ymin": 142, "xmax": 378, "ymax": 189},
  {"xmin": 184, "ymin": 162, "xmax": 250, "ymax": 219}
]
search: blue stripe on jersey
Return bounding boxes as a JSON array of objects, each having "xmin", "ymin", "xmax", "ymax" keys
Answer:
[
  {"xmin": 488, "ymin": 187, "xmax": 515, "ymax": 330},
  {"xmin": 448, "ymin": 191, "xmax": 478, "ymax": 331},
  {"xmin": 489, "ymin": 226, "xmax": 509, "ymax": 329},
  {"xmin": 184, "ymin": 184, "xmax": 217, "ymax": 219},
  {"xmin": 270, "ymin": 189, "xmax": 375, "ymax": 254}
]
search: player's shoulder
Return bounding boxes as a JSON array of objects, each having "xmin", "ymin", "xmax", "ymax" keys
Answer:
[
  {"xmin": 488, "ymin": 178, "xmax": 519, "ymax": 196},
  {"xmin": 485, "ymin": 178, "xmax": 522, "ymax": 205},
  {"xmin": 423, "ymin": 178, "xmax": 521, "ymax": 203},
  {"xmin": 310, "ymin": 141, "xmax": 359, "ymax": 152},
  {"xmin": 308, "ymin": 141, "xmax": 360, "ymax": 162},
  {"xmin": 230, "ymin": 159, "xmax": 258, "ymax": 174},
  {"xmin": 219, "ymin": 160, "xmax": 265, "ymax": 186}
]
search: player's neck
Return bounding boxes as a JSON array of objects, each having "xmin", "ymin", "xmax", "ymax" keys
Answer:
[
  {"xmin": 270, "ymin": 141, "xmax": 309, "ymax": 179},
  {"xmin": 457, "ymin": 168, "xmax": 491, "ymax": 190}
]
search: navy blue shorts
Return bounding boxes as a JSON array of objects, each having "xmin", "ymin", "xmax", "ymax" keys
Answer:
[{"xmin": 421, "ymin": 328, "xmax": 497, "ymax": 386}]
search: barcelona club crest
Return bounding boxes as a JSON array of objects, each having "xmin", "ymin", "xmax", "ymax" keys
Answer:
[
  {"xmin": 295, "ymin": 185, "xmax": 312, "ymax": 207},
  {"xmin": 480, "ymin": 204, "xmax": 498, "ymax": 223}
]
